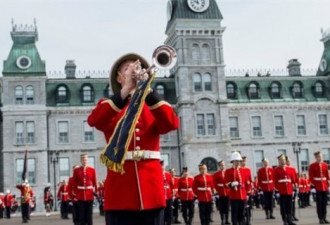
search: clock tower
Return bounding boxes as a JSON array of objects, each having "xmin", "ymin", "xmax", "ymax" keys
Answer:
[
  {"xmin": 165, "ymin": 0, "xmax": 230, "ymax": 173},
  {"xmin": 316, "ymin": 28, "xmax": 330, "ymax": 76}
]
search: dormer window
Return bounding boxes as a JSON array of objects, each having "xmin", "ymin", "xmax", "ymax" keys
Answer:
[
  {"xmin": 313, "ymin": 81, "xmax": 325, "ymax": 98},
  {"xmin": 270, "ymin": 82, "xmax": 281, "ymax": 99},
  {"xmin": 247, "ymin": 82, "xmax": 260, "ymax": 99},
  {"xmin": 156, "ymin": 84, "xmax": 165, "ymax": 97},
  {"xmin": 226, "ymin": 82, "xmax": 237, "ymax": 99},
  {"xmin": 291, "ymin": 82, "xmax": 303, "ymax": 98},
  {"xmin": 56, "ymin": 85, "xmax": 69, "ymax": 103},
  {"xmin": 81, "ymin": 84, "xmax": 94, "ymax": 103},
  {"xmin": 15, "ymin": 86, "xmax": 23, "ymax": 104}
]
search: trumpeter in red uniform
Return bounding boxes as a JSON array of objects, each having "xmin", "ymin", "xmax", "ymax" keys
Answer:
[
  {"xmin": 170, "ymin": 168, "xmax": 181, "ymax": 224},
  {"xmin": 308, "ymin": 151, "xmax": 330, "ymax": 224},
  {"xmin": 68, "ymin": 164, "xmax": 80, "ymax": 225},
  {"xmin": 16, "ymin": 180, "xmax": 34, "ymax": 223},
  {"xmin": 213, "ymin": 160, "xmax": 230, "ymax": 225},
  {"xmin": 58, "ymin": 180, "xmax": 70, "ymax": 219},
  {"xmin": 87, "ymin": 52, "xmax": 179, "ymax": 225},
  {"xmin": 286, "ymin": 156, "xmax": 299, "ymax": 222},
  {"xmin": 193, "ymin": 163, "xmax": 214, "ymax": 225},
  {"xmin": 274, "ymin": 154, "xmax": 297, "ymax": 225},
  {"xmin": 225, "ymin": 151, "xmax": 249, "ymax": 225},
  {"xmin": 162, "ymin": 162, "xmax": 174, "ymax": 225},
  {"xmin": 73, "ymin": 154, "xmax": 98, "ymax": 225},
  {"xmin": 4, "ymin": 189, "xmax": 13, "ymax": 219},
  {"xmin": 257, "ymin": 157, "xmax": 275, "ymax": 219},
  {"xmin": 178, "ymin": 167, "xmax": 195, "ymax": 225}
]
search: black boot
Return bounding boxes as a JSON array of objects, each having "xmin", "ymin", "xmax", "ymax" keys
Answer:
[
  {"xmin": 281, "ymin": 214, "xmax": 289, "ymax": 225},
  {"xmin": 265, "ymin": 209, "xmax": 270, "ymax": 219},
  {"xmin": 220, "ymin": 213, "xmax": 225, "ymax": 225},
  {"xmin": 225, "ymin": 214, "xmax": 231, "ymax": 225},
  {"xmin": 269, "ymin": 209, "xmax": 276, "ymax": 219},
  {"xmin": 287, "ymin": 214, "xmax": 296, "ymax": 225}
]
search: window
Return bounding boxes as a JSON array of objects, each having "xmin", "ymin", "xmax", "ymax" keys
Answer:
[
  {"xmin": 88, "ymin": 156, "xmax": 95, "ymax": 168},
  {"xmin": 277, "ymin": 149, "xmax": 287, "ymax": 157},
  {"xmin": 15, "ymin": 122, "xmax": 24, "ymax": 144},
  {"xmin": 16, "ymin": 158, "xmax": 36, "ymax": 184},
  {"xmin": 197, "ymin": 114, "xmax": 205, "ymax": 135},
  {"xmin": 156, "ymin": 84, "xmax": 165, "ymax": 97},
  {"xmin": 274, "ymin": 115, "xmax": 284, "ymax": 137},
  {"xmin": 203, "ymin": 73, "xmax": 212, "ymax": 91},
  {"xmin": 58, "ymin": 121, "xmax": 69, "ymax": 143},
  {"xmin": 229, "ymin": 117, "xmax": 239, "ymax": 138},
  {"xmin": 26, "ymin": 86, "xmax": 34, "ymax": 104},
  {"xmin": 255, "ymin": 150, "xmax": 264, "ymax": 171},
  {"xmin": 201, "ymin": 157, "xmax": 217, "ymax": 173},
  {"xmin": 83, "ymin": 121, "xmax": 94, "ymax": 142},
  {"xmin": 206, "ymin": 114, "xmax": 215, "ymax": 135},
  {"xmin": 292, "ymin": 82, "xmax": 303, "ymax": 98},
  {"xmin": 248, "ymin": 83, "xmax": 259, "ymax": 99},
  {"xmin": 313, "ymin": 82, "xmax": 325, "ymax": 98},
  {"xmin": 26, "ymin": 121, "xmax": 35, "ymax": 144},
  {"xmin": 322, "ymin": 148, "xmax": 330, "ymax": 166},
  {"xmin": 300, "ymin": 149, "xmax": 309, "ymax": 172},
  {"xmin": 251, "ymin": 116, "xmax": 262, "ymax": 137},
  {"xmin": 81, "ymin": 85, "xmax": 94, "ymax": 102},
  {"xmin": 161, "ymin": 153, "xmax": 170, "ymax": 170},
  {"xmin": 59, "ymin": 158, "xmax": 70, "ymax": 182},
  {"xmin": 318, "ymin": 114, "xmax": 328, "ymax": 135},
  {"xmin": 226, "ymin": 83, "xmax": 236, "ymax": 99},
  {"xmin": 56, "ymin": 85, "xmax": 69, "ymax": 103},
  {"xmin": 196, "ymin": 113, "xmax": 216, "ymax": 136},
  {"xmin": 104, "ymin": 84, "xmax": 112, "ymax": 98},
  {"xmin": 201, "ymin": 44, "xmax": 211, "ymax": 64},
  {"xmin": 270, "ymin": 82, "xmax": 281, "ymax": 98},
  {"xmin": 192, "ymin": 44, "xmax": 200, "ymax": 63},
  {"xmin": 296, "ymin": 115, "xmax": 306, "ymax": 135},
  {"xmin": 15, "ymin": 86, "xmax": 23, "ymax": 104},
  {"xmin": 194, "ymin": 73, "xmax": 202, "ymax": 92}
]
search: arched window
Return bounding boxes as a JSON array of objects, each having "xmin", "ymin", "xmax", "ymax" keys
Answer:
[
  {"xmin": 203, "ymin": 73, "xmax": 212, "ymax": 91},
  {"xmin": 26, "ymin": 85, "xmax": 34, "ymax": 104},
  {"xmin": 292, "ymin": 82, "xmax": 303, "ymax": 98},
  {"xmin": 200, "ymin": 157, "xmax": 218, "ymax": 173},
  {"xmin": 201, "ymin": 44, "xmax": 211, "ymax": 64},
  {"xmin": 192, "ymin": 44, "xmax": 200, "ymax": 64},
  {"xmin": 313, "ymin": 81, "xmax": 325, "ymax": 98},
  {"xmin": 270, "ymin": 82, "xmax": 281, "ymax": 99},
  {"xmin": 226, "ymin": 82, "xmax": 236, "ymax": 99},
  {"xmin": 56, "ymin": 85, "xmax": 69, "ymax": 103},
  {"xmin": 156, "ymin": 84, "xmax": 165, "ymax": 97},
  {"xmin": 247, "ymin": 82, "xmax": 259, "ymax": 99},
  {"xmin": 15, "ymin": 86, "xmax": 23, "ymax": 104},
  {"xmin": 81, "ymin": 85, "xmax": 94, "ymax": 102},
  {"xmin": 194, "ymin": 73, "xmax": 202, "ymax": 92}
]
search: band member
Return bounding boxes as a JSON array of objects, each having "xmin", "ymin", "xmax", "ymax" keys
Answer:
[
  {"xmin": 162, "ymin": 162, "xmax": 174, "ymax": 225},
  {"xmin": 178, "ymin": 167, "xmax": 194, "ymax": 225},
  {"xmin": 44, "ymin": 185, "xmax": 54, "ymax": 217},
  {"xmin": 73, "ymin": 154, "xmax": 98, "ymax": 225},
  {"xmin": 4, "ymin": 189, "xmax": 13, "ymax": 219},
  {"xmin": 286, "ymin": 156, "xmax": 299, "ymax": 222},
  {"xmin": 58, "ymin": 180, "xmax": 70, "ymax": 219},
  {"xmin": 68, "ymin": 164, "xmax": 80, "ymax": 225},
  {"xmin": 87, "ymin": 52, "xmax": 179, "ymax": 225},
  {"xmin": 193, "ymin": 164, "xmax": 214, "ymax": 225},
  {"xmin": 274, "ymin": 154, "xmax": 297, "ymax": 225},
  {"xmin": 0, "ymin": 192, "xmax": 4, "ymax": 219},
  {"xmin": 241, "ymin": 156, "xmax": 253, "ymax": 225},
  {"xmin": 16, "ymin": 180, "xmax": 34, "ymax": 223},
  {"xmin": 213, "ymin": 160, "xmax": 230, "ymax": 225},
  {"xmin": 97, "ymin": 181, "xmax": 105, "ymax": 216},
  {"xmin": 225, "ymin": 152, "xmax": 249, "ymax": 225},
  {"xmin": 257, "ymin": 158, "xmax": 275, "ymax": 219},
  {"xmin": 308, "ymin": 151, "xmax": 330, "ymax": 224},
  {"xmin": 304, "ymin": 173, "xmax": 311, "ymax": 206},
  {"xmin": 169, "ymin": 168, "xmax": 181, "ymax": 224},
  {"xmin": 298, "ymin": 174, "xmax": 307, "ymax": 208}
]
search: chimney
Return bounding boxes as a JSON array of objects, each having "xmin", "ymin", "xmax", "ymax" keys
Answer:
[
  {"xmin": 287, "ymin": 59, "xmax": 301, "ymax": 76},
  {"xmin": 65, "ymin": 60, "xmax": 76, "ymax": 79}
]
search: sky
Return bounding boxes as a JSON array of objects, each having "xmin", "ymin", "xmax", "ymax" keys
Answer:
[{"xmin": 0, "ymin": 0, "xmax": 329, "ymax": 75}]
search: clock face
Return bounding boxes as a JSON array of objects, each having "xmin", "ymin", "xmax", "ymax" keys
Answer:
[
  {"xmin": 16, "ymin": 56, "xmax": 32, "ymax": 70},
  {"xmin": 167, "ymin": 0, "xmax": 173, "ymax": 21},
  {"xmin": 320, "ymin": 58, "xmax": 327, "ymax": 72},
  {"xmin": 187, "ymin": 0, "xmax": 210, "ymax": 13}
]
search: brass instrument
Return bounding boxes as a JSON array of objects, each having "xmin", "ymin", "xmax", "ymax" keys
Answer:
[{"xmin": 133, "ymin": 45, "xmax": 177, "ymax": 78}]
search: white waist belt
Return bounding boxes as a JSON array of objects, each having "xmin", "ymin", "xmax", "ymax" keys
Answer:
[
  {"xmin": 77, "ymin": 186, "xmax": 93, "ymax": 190},
  {"xmin": 197, "ymin": 187, "xmax": 211, "ymax": 191},
  {"xmin": 261, "ymin": 180, "xmax": 273, "ymax": 184},
  {"xmin": 126, "ymin": 150, "xmax": 160, "ymax": 161},
  {"xmin": 62, "ymin": 192, "xmax": 68, "ymax": 195},
  {"xmin": 278, "ymin": 179, "xmax": 291, "ymax": 183},
  {"xmin": 314, "ymin": 177, "xmax": 327, "ymax": 181},
  {"xmin": 217, "ymin": 184, "xmax": 225, "ymax": 187},
  {"xmin": 180, "ymin": 188, "xmax": 192, "ymax": 191}
]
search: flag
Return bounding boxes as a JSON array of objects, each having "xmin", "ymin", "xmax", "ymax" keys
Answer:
[
  {"xmin": 100, "ymin": 73, "xmax": 155, "ymax": 174},
  {"xmin": 22, "ymin": 148, "xmax": 28, "ymax": 181}
]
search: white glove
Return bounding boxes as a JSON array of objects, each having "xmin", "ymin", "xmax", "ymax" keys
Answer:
[{"xmin": 231, "ymin": 181, "xmax": 239, "ymax": 187}]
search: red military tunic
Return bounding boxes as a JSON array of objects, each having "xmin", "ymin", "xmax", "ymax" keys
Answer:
[
  {"xmin": 192, "ymin": 174, "xmax": 214, "ymax": 202},
  {"xmin": 225, "ymin": 167, "xmax": 249, "ymax": 200},
  {"xmin": 0, "ymin": 195, "xmax": 4, "ymax": 209},
  {"xmin": 213, "ymin": 170, "xmax": 229, "ymax": 197},
  {"xmin": 164, "ymin": 172, "xmax": 173, "ymax": 200},
  {"xmin": 298, "ymin": 177, "xmax": 307, "ymax": 193},
  {"xmin": 98, "ymin": 186, "xmax": 105, "ymax": 200},
  {"xmin": 274, "ymin": 166, "xmax": 297, "ymax": 195},
  {"xmin": 257, "ymin": 167, "xmax": 274, "ymax": 192},
  {"xmin": 68, "ymin": 176, "xmax": 77, "ymax": 202},
  {"xmin": 172, "ymin": 176, "xmax": 180, "ymax": 199},
  {"xmin": 309, "ymin": 162, "xmax": 329, "ymax": 192},
  {"xmin": 16, "ymin": 185, "xmax": 34, "ymax": 204},
  {"xmin": 73, "ymin": 166, "xmax": 97, "ymax": 201},
  {"xmin": 241, "ymin": 167, "xmax": 253, "ymax": 194},
  {"xmin": 4, "ymin": 194, "xmax": 13, "ymax": 207},
  {"xmin": 57, "ymin": 184, "xmax": 69, "ymax": 202},
  {"xmin": 178, "ymin": 176, "xmax": 194, "ymax": 201},
  {"xmin": 87, "ymin": 92, "xmax": 179, "ymax": 210}
]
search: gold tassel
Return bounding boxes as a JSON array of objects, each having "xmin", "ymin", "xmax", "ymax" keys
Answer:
[{"xmin": 100, "ymin": 153, "xmax": 125, "ymax": 174}]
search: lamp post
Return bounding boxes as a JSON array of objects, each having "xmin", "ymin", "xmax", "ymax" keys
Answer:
[
  {"xmin": 292, "ymin": 142, "xmax": 302, "ymax": 174},
  {"xmin": 50, "ymin": 151, "xmax": 59, "ymax": 211}
]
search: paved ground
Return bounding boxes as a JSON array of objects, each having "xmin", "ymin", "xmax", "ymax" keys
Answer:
[{"xmin": 0, "ymin": 204, "xmax": 325, "ymax": 225}]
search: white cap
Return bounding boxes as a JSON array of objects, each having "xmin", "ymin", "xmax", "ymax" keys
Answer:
[{"xmin": 230, "ymin": 151, "xmax": 242, "ymax": 163}]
